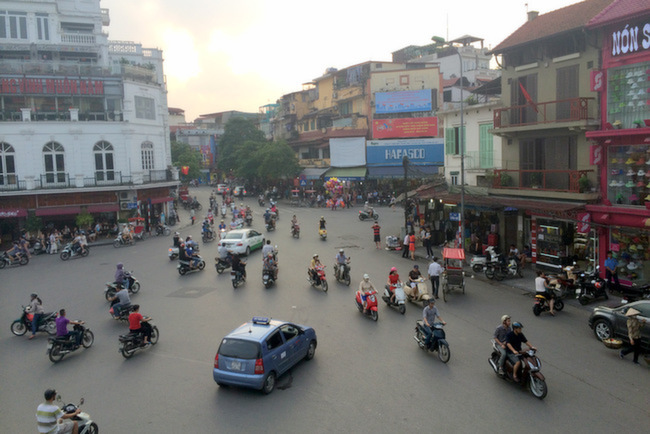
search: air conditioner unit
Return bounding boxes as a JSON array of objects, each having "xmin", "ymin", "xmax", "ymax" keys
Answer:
[{"xmin": 120, "ymin": 202, "xmax": 131, "ymax": 210}]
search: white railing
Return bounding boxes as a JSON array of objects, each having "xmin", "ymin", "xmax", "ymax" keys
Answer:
[
  {"xmin": 61, "ymin": 33, "xmax": 96, "ymax": 45},
  {"xmin": 109, "ymin": 40, "xmax": 140, "ymax": 54}
]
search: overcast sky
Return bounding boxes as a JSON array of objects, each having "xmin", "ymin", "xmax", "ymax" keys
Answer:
[{"xmin": 102, "ymin": 0, "xmax": 582, "ymax": 121}]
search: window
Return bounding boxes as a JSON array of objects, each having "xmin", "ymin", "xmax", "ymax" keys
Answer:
[
  {"xmin": 93, "ymin": 141, "xmax": 115, "ymax": 181},
  {"xmin": 444, "ymin": 126, "xmax": 465, "ymax": 155},
  {"xmin": 43, "ymin": 142, "xmax": 65, "ymax": 184},
  {"xmin": 141, "ymin": 141, "xmax": 154, "ymax": 170},
  {"xmin": 556, "ymin": 65, "xmax": 578, "ymax": 120},
  {"xmin": 511, "ymin": 74, "xmax": 537, "ymax": 124},
  {"xmin": 266, "ymin": 331, "xmax": 284, "ymax": 351},
  {"xmin": 606, "ymin": 62, "xmax": 650, "ymax": 128},
  {"xmin": 0, "ymin": 11, "xmax": 27, "ymax": 40},
  {"xmin": 479, "ymin": 123, "xmax": 493, "ymax": 168},
  {"xmin": 134, "ymin": 96, "xmax": 156, "ymax": 120},
  {"xmin": 280, "ymin": 324, "xmax": 299, "ymax": 342},
  {"xmin": 399, "ymin": 75, "xmax": 409, "ymax": 85},
  {"xmin": 0, "ymin": 142, "xmax": 16, "ymax": 186},
  {"xmin": 450, "ymin": 174, "xmax": 459, "ymax": 185},
  {"xmin": 36, "ymin": 14, "xmax": 49, "ymax": 41}
]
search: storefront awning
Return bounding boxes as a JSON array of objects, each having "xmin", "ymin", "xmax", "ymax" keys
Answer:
[
  {"xmin": 87, "ymin": 204, "xmax": 119, "ymax": 213},
  {"xmin": 323, "ymin": 166, "xmax": 366, "ymax": 181},
  {"xmin": 0, "ymin": 208, "xmax": 28, "ymax": 218},
  {"xmin": 301, "ymin": 168, "xmax": 329, "ymax": 180},
  {"xmin": 586, "ymin": 204, "xmax": 650, "ymax": 228},
  {"xmin": 35, "ymin": 206, "xmax": 82, "ymax": 216},
  {"xmin": 367, "ymin": 165, "xmax": 439, "ymax": 179}
]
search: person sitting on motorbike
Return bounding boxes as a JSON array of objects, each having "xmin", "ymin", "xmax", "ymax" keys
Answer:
[
  {"xmin": 108, "ymin": 283, "xmax": 131, "ymax": 318},
  {"xmin": 6, "ymin": 241, "xmax": 22, "ymax": 262},
  {"xmin": 218, "ymin": 220, "xmax": 227, "ymax": 232},
  {"xmin": 70, "ymin": 232, "xmax": 82, "ymax": 253},
  {"xmin": 128, "ymin": 304, "xmax": 152, "ymax": 346},
  {"xmin": 493, "ymin": 315, "xmax": 512, "ymax": 375},
  {"xmin": 185, "ymin": 241, "xmax": 201, "ymax": 270},
  {"xmin": 270, "ymin": 203, "xmax": 278, "ymax": 216},
  {"xmin": 319, "ymin": 216, "xmax": 326, "ymax": 230},
  {"xmin": 114, "ymin": 262, "xmax": 130, "ymax": 289},
  {"xmin": 28, "ymin": 293, "xmax": 44, "ymax": 340},
  {"xmin": 55, "ymin": 309, "xmax": 83, "ymax": 347},
  {"xmin": 310, "ymin": 254, "xmax": 323, "ymax": 283},
  {"xmin": 357, "ymin": 274, "xmax": 375, "ymax": 313},
  {"xmin": 264, "ymin": 209, "xmax": 272, "ymax": 224},
  {"xmin": 217, "ymin": 242, "xmax": 232, "ymax": 264},
  {"xmin": 263, "ymin": 252, "xmax": 278, "ymax": 279},
  {"xmin": 262, "ymin": 240, "xmax": 275, "ymax": 259},
  {"xmin": 185, "ymin": 235, "xmax": 199, "ymax": 250},
  {"xmin": 37, "ymin": 388, "xmax": 81, "ymax": 434},
  {"xmin": 363, "ymin": 201, "xmax": 371, "ymax": 213},
  {"xmin": 19, "ymin": 236, "xmax": 31, "ymax": 258},
  {"xmin": 422, "ymin": 299, "xmax": 445, "ymax": 349},
  {"xmin": 408, "ymin": 264, "xmax": 423, "ymax": 297},
  {"xmin": 506, "ymin": 322, "xmax": 535, "ymax": 382},
  {"xmin": 387, "ymin": 267, "xmax": 401, "ymax": 304},
  {"xmin": 172, "ymin": 232, "xmax": 181, "ymax": 248},
  {"xmin": 232, "ymin": 254, "xmax": 247, "ymax": 279},
  {"xmin": 291, "ymin": 215, "xmax": 298, "ymax": 232},
  {"xmin": 335, "ymin": 249, "xmax": 349, "ymax": 279},
  {"xmin": 121, "ymin": 224, "xmax": 133, "ymax": 243},
  {"xmin": 535, "ymin": 270, "xmax": 555, "ymax": 315}
]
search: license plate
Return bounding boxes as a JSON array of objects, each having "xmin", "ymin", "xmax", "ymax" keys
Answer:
[
  {"xmin": 230, "ymin": 361, "xmax": 241, "ymax": 370},
  {"xmin": 47, "ymin": 343, "xmax": 52, "ymax": 350},
  {"xmin": 231, "ymin": 274, "xmax": 236, "ymax": 280}
]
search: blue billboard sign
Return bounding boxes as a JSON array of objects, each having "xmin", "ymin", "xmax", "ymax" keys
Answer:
[
  {"xmin": 366, "ymin": 138, "xmax": 444, "ymax": 166},
  {"xmin": 375, "ymin": 89, "xmax": 432, "ymax": 114}
]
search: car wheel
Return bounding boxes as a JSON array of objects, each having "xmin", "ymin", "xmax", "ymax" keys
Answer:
[
  {"xmin": 245, "ymin": 246, "xmax": 251, "ymax": 256},
  {"xmin": 82, "ymin": 330, "xmax": 94, "ymax": 348},
  {"xmin": 305, "ymin": 340, "xmax": 316, "ymax": 360},
  {"xmin": 593, "ymin": 319, "xmax": 613, "ymax": 341},
  {"xmin": 11, "ymin": 320, "xmax": 27, "ymax": 336},
  {"xmin": 262, "ymin": 372, "xmax": 276, "ymax": 394},
  {"xmin": 130, "ymin": 282, "xmax": 141, "ymax": 294}
]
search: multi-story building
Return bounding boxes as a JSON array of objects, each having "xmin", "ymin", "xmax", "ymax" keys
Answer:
[{"xmin": 0, "ymin": 0, "xmax": 175, "ymax": 234}]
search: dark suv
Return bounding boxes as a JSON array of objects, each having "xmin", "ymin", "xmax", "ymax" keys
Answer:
[{"xmin": 588, "ymin": 300, "xmax": 650, "ymax": 352}]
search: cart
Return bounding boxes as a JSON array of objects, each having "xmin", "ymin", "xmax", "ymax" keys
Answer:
[
  {"xmin": 127, "ymin": 217, "xmax": 147, "ymax": 240},
  {"xmin": 290, "ymin": 190, "xmax": 300, "ymax": 206},
  {"xmin": 441, "ymin": 247, "xmax": 466, "ymax": 302}
]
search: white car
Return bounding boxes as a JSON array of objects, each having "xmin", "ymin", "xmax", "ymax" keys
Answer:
[
  {"xmin": 220, "ymin": 229, "xmax": 264, "ymax": 255},
  {"xmin": 216, "ymin": 184, "xmax": 230, "ymax": 194},
  {"xmin": 233, "ymin": 186, "xmax": 247, "ymax": 197}
]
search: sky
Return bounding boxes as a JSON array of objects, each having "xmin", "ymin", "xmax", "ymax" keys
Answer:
[{"xmin": 102, "ymin": 0, "xmax": 583, "ymax": 122}]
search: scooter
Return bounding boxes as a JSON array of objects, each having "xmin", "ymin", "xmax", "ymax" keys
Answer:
[
  {"xmin": 403, "ymin": 278, "xmax": 432, "ymax": 306},
  {"xmin": 618, "ymin": 283, "xmax": 650, "ymax": 304},
  {"xmin": 215, "ymin": 256, "xmax": 232, "ymax": 274},
  {"xmin": 112, "ymin": 235, "xmax": 134, "ymax": 248},
  {"xmin": 307, "ymin": 265, "xmax": 328, "ymax": 292},
  {"xmin": 413, "ymin": 321, "xmax": 450, "ymax": 363},
  {"xmin": 470, "ymin": 246, "xmax": 499, "ymax": 273},
  {"xmin": 29, "ymin": 239, "xmax": 49, "ymax": 255},
  {"xmin": 231, "ymin": 268, "xmax": 246, "ymax": 289},
  {"xmin": 178, "ymin": 256, "xmax": 206, "ymax": 276},
  {"xmin": 0, "ymin": 251, "xmax": 29, "ymax": 268},
  {"xmin": 533, "ymin": 289, "xmax": 564, "ymax": 316},
  {"xmin": 385, "ymin": 235, "xmax": 401, "ymax": 251},
  {"xmin": 319, "ymin": 228, "xmax": 327, "ymax": 240},
  {"xmin": 262, "ymin": 268, "xmax": 276, "ymax": 289},
  {"xmin": 202, "ymin": 230, "xmax": 217, "ymax": 243},
  {"xmin": 119, "ymin": 318, "xmax": 159, "ymax": 359},
  {"xmin": 59, "ymin": 243, "xmax": 90, "ymax": 261},
  {"xmin": 168, "ymin": 246, "xmax": 179, "ymax": 260},
  {"xmin": 153, "ymin": 225, "xmax": 172, "ymax": 236},
  {"xmin": 291, "ymin": 223, "xmax": 300, "ymax": 238},
  {"xmin": 355, "ymin": 289, "xmax": 379, "ymax": 321},
  {"xmin": 576, "ymin": 266, "xmax": 608, "ymax": 305},
  {"xmin": 57, "ymin": 396, "xmax": 97, "ymax": 433},
  {"xmin": 333, "ymin": 259, "xmax": 351, "ymax": 286},
  {"xmin": 358, "ymin": 208, "xmax": 379, "ymax": 221},
  {"xmin": 245, "ymin": 214, "xmax": 253, "ymax": 227},
  {"xmin": 47, "ymin": 322, "xmax": 94, "ymax": 363},
  {"xmin": 488, "ymin": 340, "xmax": 547, "ymax": 399},
  {"xmin": 265, "ymin": 219, "xmax": 276, "ymax": 232},
  {"xmin": 11, "ymin": 305, "xmax": 57, "ymax": 336},
  {"xmin": 486, "ymin": 256, "xmax": 522, "ymax": 280},
  {"xmin": 258, "ymin": 196, "xmax": 265, "ymax": 207},
  {"xmin": 104, "ymin": 272, "xmax": 141, "ymax": 300},
  {"xmin": 382, "ymin": 283, "xmax": 406, "ymax": 314},
  {"xmin": 109, "ymin": 301, "xmax": 136, "ymax": 322}
]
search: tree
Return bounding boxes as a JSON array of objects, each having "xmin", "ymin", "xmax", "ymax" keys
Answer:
[
  {"xmin": 255, "ymin": 141, "xmax": 300, "ymax": 181},
  {"xmin": 218, "ymin": 118, "xmax": 266, "ymax": 173},
  {"xmin": 171, "ymin": 140, "xmax": 202, "ymax": 180}
]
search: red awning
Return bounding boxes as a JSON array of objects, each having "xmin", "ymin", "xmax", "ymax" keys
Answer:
[
  {"xmin": 0, "ymin": 208, "xmax": 28, "ymax": 218},
  {"xmin": 35, "ymin": 206, "xmax": 81, "ymax": 216},
  {"xmin": 149, "ymin": 197, "xmax": 173, "ymax": 204},
  {"xmin": 87, "ymin": 204, "xmax": 119, "ymax": 213},
  {"xmin": 443, "ymin": 248, "xmax": 465, "ymax": 260}
]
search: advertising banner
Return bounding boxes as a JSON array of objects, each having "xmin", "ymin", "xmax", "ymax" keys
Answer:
[
  {"xmin": 375, "ymin": 89, "xmax": 432, "ymax": 114},
  {"xmin": 366, "ymin": 138, "xmax": 444, "ymax": 166},
  {"xmin": 372, "ymin": 117, "xmax": 438, "ymax": 139},
  {"xmin": 0, "ymin": 76, "xmax": 105, "ymax": 95},
  {"xmin": 329, "ymin": 137, "xmax": 366, "ymax": 167}
]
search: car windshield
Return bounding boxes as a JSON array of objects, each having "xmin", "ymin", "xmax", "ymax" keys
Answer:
[
  {"xmin": 219, "ymin": 339, "xmax": 260, "ymax": 359},
  {"xmin": 224, "ymin": 232, "xmax": 243, "ymax": 240}
]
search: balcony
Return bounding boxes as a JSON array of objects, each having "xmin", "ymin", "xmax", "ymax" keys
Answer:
[
  {"xmin": 0, "ymin": 110, "xmax": 123, "ymax": 122},
  {"xmin": 60, "ymin": 33, "xmax": 96, "ymax": 45},
  {"xmin": 0, "ymin": 171, "xmax": 173, "ymax": 192},
  {"xmin": 490, "ymin": 169, "xmax": 596, "ymax": 196},
  {"xmin": 493, "ymin": 97, "xmax": 597, "ymax": 130}
]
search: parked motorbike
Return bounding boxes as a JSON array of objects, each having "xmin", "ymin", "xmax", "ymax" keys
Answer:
[
  {"xmin": 112, "ymin": 235, "xmax": 134, "ymax": 248},
  {"xmin": 104, "ymin": 272, "xmax": 141, "ymax": 300},
  {"xmin": 57, "ymin": 396, "xmax": 98, "ymax": 434},
  {"xmin": 358, "ymin": 208, "xmax": 379, "ymax": 221},
  {"xmin": 262, "ymin": 268, "xmax": 276, "ymax": 289},
  {"xmin": 470, "ymin": 246, "xmax": 499, "ymax": 273},
  {"xmin": 215, "ymin": 256, "xmax": 232, "ymax": 274},
  {"xmin": 291, "ymin": 223, "xmax": 300, "ymax": 238},
  {"xmin": 576, "ymin": 266, "xmax": 608, "ymax": 305},
  {"xmin": 119, "ymin": 318, "xmax": 159, "ymax": 359},
  {"xmin": 307, "ymin": 265, "xmax": 328, "ymax": 292},
  {"xmin": 485, "ymin": 256, "xmax": 522, "ymax": 280},
  {"xmin": 231, "ymin": 269, "xmax": 246, "ymax": 289},
  {"xmin": 0, "ymin": 251, "xmax": 29, "ymax": 268},
  {"xmin": 533, "ymin": 290, "xmax": 564, "ymax": 316},
  {"xmin": 403, "ymin": 278, "xmax": 433, "ymax": 306},
  {"xmin": 178, "ymin": 256, "xmax": 206, "ymax": 276},
  {"xmin": 413, "ymin": 321, "xmax": 450, "ymax": 363},
  {"xmin": 153, "ymin": 225, "xmax": 172, "ymax": 236},
  {"xmin": 29, "ymin": 239, "xmax": 49, "ymax": 255},
  {"xmin": 60, "ymin": 243, "xmax": 90, "ymax": 260},
  {"xmin": 319, "ymin": 228, "xmax": 327, "ymax": 240},
  {"xmin": 333, "ymin": 259, "xmax": 351, "ymax": 286},
  {"xmin": 11, "ymin": 306, "xmax": 57, "ymax": 336},
  {"xmin": 355, "ymin": 289, "xmax": 379, "ymax": 321},
  {"xmin": 382, "ymin": 283, "xmax": 406, "ymax": 314},
  {"xmin": 488, "ymin": 340, "xmax": 547, "ymax": 399},
  {"xmin": 47, "ymin": 322, "xmax": 94, "ymax": 363}
]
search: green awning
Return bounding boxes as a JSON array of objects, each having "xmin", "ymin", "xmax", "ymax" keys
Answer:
[{"xmin": 323, "ymin": 166, "xmax": 367, "ymax": 181}]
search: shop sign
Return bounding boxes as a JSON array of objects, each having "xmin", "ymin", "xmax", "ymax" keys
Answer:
[
  {"xmin": 590, "ymin": 145, "xmax": 603, "ymax": 165},
  {"xmin": 0, "ymin": 76, "xmax": 104, "ymax": 96},
  {"xmin": 611, "ymin": 22, "xmax": 650, "ymax": 57},
  {"xmin": 590, "ymin": 70, "xmax": 605, "ymax": 92},
  {"xmin": 577, "ymin": 212, "xmax": 591, "ymax": 234},
  {"xmin": 372, "ymin": 117, "xmax": 438, "ymax": 139},
  {"xmin": 449, "ymin": 212, "xmax": 460, "ymax": 221},
  {"xmin": 0, "ymin": 208, "xmax": 27, "ymax": 218},
  {"xmin": 366, "ymin": 138, "xmax": 444, "ymax": 166},
  {"xmin": 375, "ymin": 89, "xmax": 432, "ymax": 114}
]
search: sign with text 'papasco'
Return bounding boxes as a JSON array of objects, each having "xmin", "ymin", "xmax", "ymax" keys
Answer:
[{"xmin": 372, "ymin": 117, "xmax": 438, "ymax": 139}]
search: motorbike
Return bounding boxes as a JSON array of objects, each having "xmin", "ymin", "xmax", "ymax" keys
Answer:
[
  {"xmin": 47, "ymin": 322, "xmax": 94, "ymax": 363},
  {"xmin": 333, "ymin": 259, "xmax": 351, "ymax": 286},
  {"xmin": 470, "ymin": 246, "xmax": 499, "ymax": 273},
  {"xmin": 533, "ymin": 289, "xmax": 565, "ymax": 316},
  {"xmin": 258, "ymin": 196, "xmax": 265, "ymax": 207},
  {"xmin": 413, "ymin": 321, "xmax": 450, "ymax": 363},
  {"xmin": 488, "ymin": 340, "xmax": 547, "ymax": 399},
  {"xmin": 355, "ymin": 289, "xmax": 379, "ymax": 321},
  {"xmin": 168, "ymin": 246, "xmax": 179, "ymax": 260},
  {"xmin": 382, "ymin": 283, "xmax": 406, "ymax": 314},
  {"xmin": 265, "ymin": 219, "xmax": 276, "ymax": 232},
  {"xmin": 112, "ymin": 235, "xmax": 134, "ymax": 248},
  {"xmin": 485, "ymin": 256, "xmax": 522, "ymax": 280},
  {"xmin": 109, "ymin": 301, "xmax": 135, "ymax": 322},
  {"xmin": 29, "ymin": 239, "xmax": 49, "ymax": 255},
  {"xmin": 153, "ymin": 225, "xmax": 172, "ymax": 236},
  {"xmin": 358, "ymin": 208, "xmax": 379, "ymax": 221},
  {"xmin": 576, "ymin": 266, "xmax": 608, "ymax": 305},
  {"xmin": 178, "ymin": 256, "xmax": 206, "ymax": 275},
  {"xmin": 403, "ymin": 278, "xmax": 433, "ymax": 306},
  {"xmin": 57, "ymin": 396, "xmax": 98, "ymax": 434},
  {"xmin": 215, "ymin": 256, "xmax": 232, "ymax": 274},
  {"xmin": 11, "ymin": 305, "xmax": 57, "ymax": 336},
  {"xmin": 202, "ymin": 229, "xmax": 217, "ymax": 243},
  {"xmin": 59, "ymin": 242, "xmax": 89, "ymax": 260},
  {"xmin": 291, "ymin": 223, "xmax": 300, "ymax": 238},
  {"xmin": 231, "ymin": 269, "xmax": 246, "ymax": 289},
  {"xmin": 618, "ymin": 283, "xmax": 650, "ymax": 304},
  {"xmin": 245, "ymin": 214, "xmax": 253, "ymax": 227},
  {"xmin": 119, "ymin": 318, "xmax": 159, "ymax": 358},
  {"xmin": 319, "ymin": 227, "xmax": 327, "ymax": 240},
  {"xmin": 262, "ymin": 268, "xmax": 276, "ymax": 289},
  {"xmin": 0, "ymin": 251, "xmax": 29, "ymax": 268},
  {"xmin": 104, "ymin": 272, "xmax": 141, "ymax": 300},
  {"xmin": 307, "ymin": 265, "xmax": 328, "ymax": 292}
]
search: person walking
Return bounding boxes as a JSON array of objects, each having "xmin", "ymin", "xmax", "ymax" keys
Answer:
[
  {"xmin": 402, "ymin": 233, "xmax": 410, "ymax": 258},
  {"xmin": 427, "ymin": 256, "xmax": 443, "ymax": 299},
  {"xmin": 190, "ymin": 208, "xmax": 196, "ymax": 225},
  {"xmin": 620, "ymin": 308, "xmax": 646, "ymax": 364},
  {"xmin": 409, "ymin": 231, "xmax": 416, "ymax": 260},
  {"xmin": 372, "ymin": 221, "xmax": 381, "ymax": 249},
  {"xmin": 604, "ymin": 250, "xmax": 620, "ymax": 293}
]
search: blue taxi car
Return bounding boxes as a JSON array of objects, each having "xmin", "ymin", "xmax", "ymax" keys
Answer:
[{"xmin": 213, "ymin": 317, "xmax": 317, "ymax": 394}]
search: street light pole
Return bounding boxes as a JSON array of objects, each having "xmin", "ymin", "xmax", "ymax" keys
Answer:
[
  {"xmin": 458, "ymin": 48, "xmax": 465, "ymax": 250},
  {"xmin": 403, "ymin": 156, "xmax": 409, "ymax": 234}
]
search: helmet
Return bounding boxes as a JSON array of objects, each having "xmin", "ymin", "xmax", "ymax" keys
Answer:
[
  {"xmin": 313, "ymin": 254, "xmax": 319, "ymax": 258},
  {"xmin": 175, "ymin": 232, "xmax": 179, "ymax": 235},
  {"xmin": 339, "ymin": 249, "xmax": 344, "ymax": 253},
  {"xmin": 320, "ymin": 216, "xmax": 324, "ymax": 220},
  {"xmin": 116, "ymin": 262, "xmax": 123, "ymax": 269},
  {"xmin": 501, "ymin": 315, "xmax": 510, "ymax": 323},
  {"xmin": 44, "ymin": 389, "xmax": 57, "ymax": 401},
  {"xmin": 31, "ymin": 293, "xmax": 38, "ymax": 298},
  {"xmin": 363, "ymin": 274, "xmax": 369, "ymax": 281},
  {"xmin": 413, "ymin": 265, "xmax": 419, "ymax": 269},
  {"xmin": 187, "ymin": 235, "xmax": 192, "ymax": 239},
  {"xmin": 390, "ymin": 267, "xmax": 397, "ymax": 272},
  {"xmin": 512, "ymin": 322, "xmax": 523, "ymax": 329},
  {"xmin": 266, "ymin": 209, "xmax": 270, "ymax": 212}
]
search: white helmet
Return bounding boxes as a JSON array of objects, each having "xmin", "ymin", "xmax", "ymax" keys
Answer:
[
  {"xmin": 313, "ymin": 253, "xmax": 319, "ymax": 258},
  {"xmin": 363, "ymin": 274, "xmax": 370, "ymax": 281}
]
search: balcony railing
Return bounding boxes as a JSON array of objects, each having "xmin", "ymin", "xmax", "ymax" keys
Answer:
[
  {"xmin": 2, "ymin": 171, "xmax": 173, "ymax": 192},
  {"xmin": 0, "ymin": 110, "xmax": 123, "ymax": 122},
  {"xmin": 492, "ymin": 169, "xmax": 593, "ymax": 193},
  {"xmin": 142, "ymin": 169, "xmax": 171, "ymax": 183},
  {"xmin": 0, "ymin": 175, "xmax": 23, "ymax": 191},
  {"xmin": 60, "ymin": 33, "xmax": 97, "ymax": 45},
  {"xmin": 41, "ymin": 173, "xmax": 71, "ymax": 189},
  {"xmin": 493, "ymin": 97, "xmax": 595, "ymax": 128}
]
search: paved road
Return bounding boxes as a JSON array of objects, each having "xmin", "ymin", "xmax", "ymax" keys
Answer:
[{"xmin": 1, "ymin": 186, "xmax": 648, "ymax": 433}]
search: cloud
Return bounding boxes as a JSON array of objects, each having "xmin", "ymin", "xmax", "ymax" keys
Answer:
[{"xmin": 162, "ymin": 27, "xmax": 201, "ymax": 83}]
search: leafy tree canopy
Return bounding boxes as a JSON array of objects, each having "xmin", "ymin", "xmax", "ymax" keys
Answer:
[
  {"xmin": 218, "ymin": 118, "xmax": 266, "ymax": 173},
  {"xmin": 171, "ymin": 140, "xmax": 202, "ymax": 180}
]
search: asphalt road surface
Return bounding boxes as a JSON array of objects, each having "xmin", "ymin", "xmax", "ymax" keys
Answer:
[{"xmin": 1, "ymin": 186, "xmax": 649, "ymax": 433}]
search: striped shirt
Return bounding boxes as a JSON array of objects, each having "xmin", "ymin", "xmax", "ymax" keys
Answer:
[{"xmin": 36, "ymin": 402, "xmax": 63, "ymax": 433}]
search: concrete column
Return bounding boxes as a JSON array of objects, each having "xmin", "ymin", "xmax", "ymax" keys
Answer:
[{"xmin": 75, "ymin": 174, "xmax": 84, "ymax": 187}]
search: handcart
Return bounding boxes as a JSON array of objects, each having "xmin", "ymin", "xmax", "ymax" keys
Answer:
[
  {"xmin": 290, "ymin": 190, "xmax": 300, "ymax": 206},
  {"xmin": 127, "ymin": 217, "xmax": 148, "ymax": 240},
  {"xmin": 441, "ymin": 247, "xmax": 466, "ymax": 302}
]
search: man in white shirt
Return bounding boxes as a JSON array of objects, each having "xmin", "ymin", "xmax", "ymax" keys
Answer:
[
  {"xmin": 402, "ymin": 233, "xmax": 410, "ymax": 258},
  {"xmin": 427, "ymin": 257, "xmax": 444, "ymax": 299},
  {"xmin": 36, "ymin": 389, "xmax": 79, "ymax": 434}
]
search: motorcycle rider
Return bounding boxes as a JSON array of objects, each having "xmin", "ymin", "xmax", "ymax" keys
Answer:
[
  {"xmin": 262, "ymin": 240, "xmax": 275, "ymax": 258},
  {"xmin": 309, "ymin": 254, "xmax": 323, "ymax": 283},
  {"xmin": 128, "ymin": 304, "xmax": 152, "ymax": 346},
  {"xmin": 218, "ymin": 219, "xmax": 227, "ymax": 232},
  {"xmin": 335, "ymin": 249, "xmax": 349, "ymax": 280},
  {"xmin": 263, "ymin": 252, "xmax": 278, "ymax": 280},
  {"xmin": 6, "ymin": 240, "xmax": 23, "ymax": 263},
  {"xmin": 55, "ymin": 309, "xmax": 83, "ymax": 347},
  {"xmin": 357, "ymin": 274, "xmax": 376, "ymax": 313},
  {"xmin": 121, "ymin": 224, "xmax": 133, "ymax": 244},
  {"xmin": 319, "ymin": 216, "xmax": 326, "ymax": 230},
  {"xmin": 217, "ymin": 242, "xmax": 232, "ymax": 265},
  {"xmin": 535, "ymin": 271, "xmax": 555, "ymax": 315},
  {"xmin": 36, "ymin": 388, "xmax": 81, "ymax": 434},
  {"xmin": 202, "ymin": 218, "xmax": 213, "ymax": 239},
  {"xmin": 387, "ymin": 267, "xmax": 401, "ymax": 304},
  {"xmin": 422, "ymin": 299, "xmax": 446, "ymax": 349},
  {"xmin": 506, "ymin": 322, "xmax": 536, "ymax": 383},
  {"xmin": 172, "ymin": 232, "xmax": 181, "ymax": 248},
  {"xmin": 493, "ymin": 315, "xmax": 512, "ymax": 375},
  {"xmin": 291, "ymin": 215, "xmax": 298, "ymax": 233},
  {"xmin": 264, "ymin": 209, "xmax": 275, "ymax": 230},
  {"xmin": 408, "ymin": 264, "xmax": 422, "ymax": 297},
  {"xmin": 28, "ymin": 293, "xmax": 44, "ymax": 340},
  {"xmin": 108, "ymin": 283, "xmax": 131, "ymax": 318},
  {"xmin": 114, "ymin": 262, "xmax": 130, "ymax": 289},
  {"xmin": 232, "ymin": 254, "xmax": 247, "ymax": 279},
  {"xmin": 185, "ymin": 239, "xmax": 201, "ymax": 270}
]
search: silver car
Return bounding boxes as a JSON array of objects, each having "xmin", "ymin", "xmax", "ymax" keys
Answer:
[{"xmin": 588, "ymin": 300, "xmax": 650, "ymax": 352}]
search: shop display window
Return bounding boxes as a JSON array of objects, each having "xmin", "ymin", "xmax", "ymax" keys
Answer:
[
  {"xmin": 536, "ymin": 221, "xmax": 564, "ymax": 269},
  {"xmin": 606, "ymin": 62, "xmax": 650, "ymax": 128},
  {"xmin": 609, "ymin": 228, "xmax": 649, "ymax": 284},
  {"xmin": 606, "ymin": 145, "xmax": 650, "ymax": 206}
]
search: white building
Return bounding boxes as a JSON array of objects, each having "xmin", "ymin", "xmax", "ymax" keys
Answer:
[{"xmin": 0, "ymin": 0, "xmax": 176, "ymax": 232}]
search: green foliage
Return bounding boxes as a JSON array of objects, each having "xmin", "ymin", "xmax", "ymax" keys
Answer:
[
  {"xmin": 171, "ymin": 140, "xmax": 202, "ymax": 179},
  {"xmin": 218, "ymin": 118, "xmax": 266, "ymax": 173},
  {"xmin": 76, "ymin": 212, "xmax": 94, "ymax": 229},
  {"xmin": 500, "ymin": 172, "xmax": 512, "ymax": 186},
  {"xmin": 24, "ymin": 214, "xmax": 43, "ymax": 234},
  {"xmin": 578, "ymin": 175, "xmax": 591, "ymax": 193},
  {"xmin": 255, "ymin": 141, "xmax": 300, "ymax": 180}
]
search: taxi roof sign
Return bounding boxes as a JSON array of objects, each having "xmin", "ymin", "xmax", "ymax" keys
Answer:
[{"xmin": 252, "ymin": 316, "xmax": 270, "ymax": 325}]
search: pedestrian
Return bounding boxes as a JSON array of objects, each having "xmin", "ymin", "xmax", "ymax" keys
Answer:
[
  {"xmin": 372, "ymin": 221, "xmax": 381, "ymax": 249},
  {"xmin": 620, "ymin": 307, "xmax": 646, "ymax": 364},
  {"xmin": 409, "ymin": 231, "xmax": 416, "ymax": 260},
  {"xmin": 604, "ymin": 250, "xmax": 620, "ymax": 293},
  {"xmin": 190, "ymin": 208, "xmax": 195, "ymax": 225},
  {"xmin": 402, "ymin": 233, "xmax": 410, "ymax": 258},
  {"xmin": 425, "ymin": 226, "xmax": 434, "ymax": 258},
  {"xmin": 427, "ymin": 256, "xmax": 443, "ymax": 299}
]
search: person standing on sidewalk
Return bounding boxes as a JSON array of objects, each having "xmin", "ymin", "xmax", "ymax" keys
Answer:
[
  {"xmin": 424, "ymin": 226, "xmax": 434, "ymax": 258},
  {"xmin": 402, "ymin": 233, "xmax": 410, "ymax": 258},
  {"xmin": 372, "ymin": 222, "xmax": 381, "ymax": 249},
  {"xmin": 427, "ymin": 257, "xmax": 443, "ymax": 299},
  {"xmin": 190, "ymin": 208, "xmax": 195, "ymax": 225},
  {"xmin": 604, "ymin": 251, "xmax": 620, "ymax": 293},
  {"xmin": 620, "ymin": 308, "xmax": 646, "ymax": 364},
  {"xmin": 409, "ymin": 231, "xmax": 416, "ymax": 260}
]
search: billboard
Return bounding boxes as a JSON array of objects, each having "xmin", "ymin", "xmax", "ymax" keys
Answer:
[
  {"xmin": 329, "ymin": 137, "xmax": 366, "ymax": 167},
  {"xmin": 372, "ymin": 117, "xmax": 438, "ymax": 139},
  {"xmin": 366, "ymin": 138, "xmax": 444, "ymax": 166},
  {"xmin": 375, "ymin": 89, "xmax": 432, "ymax": 114}
]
